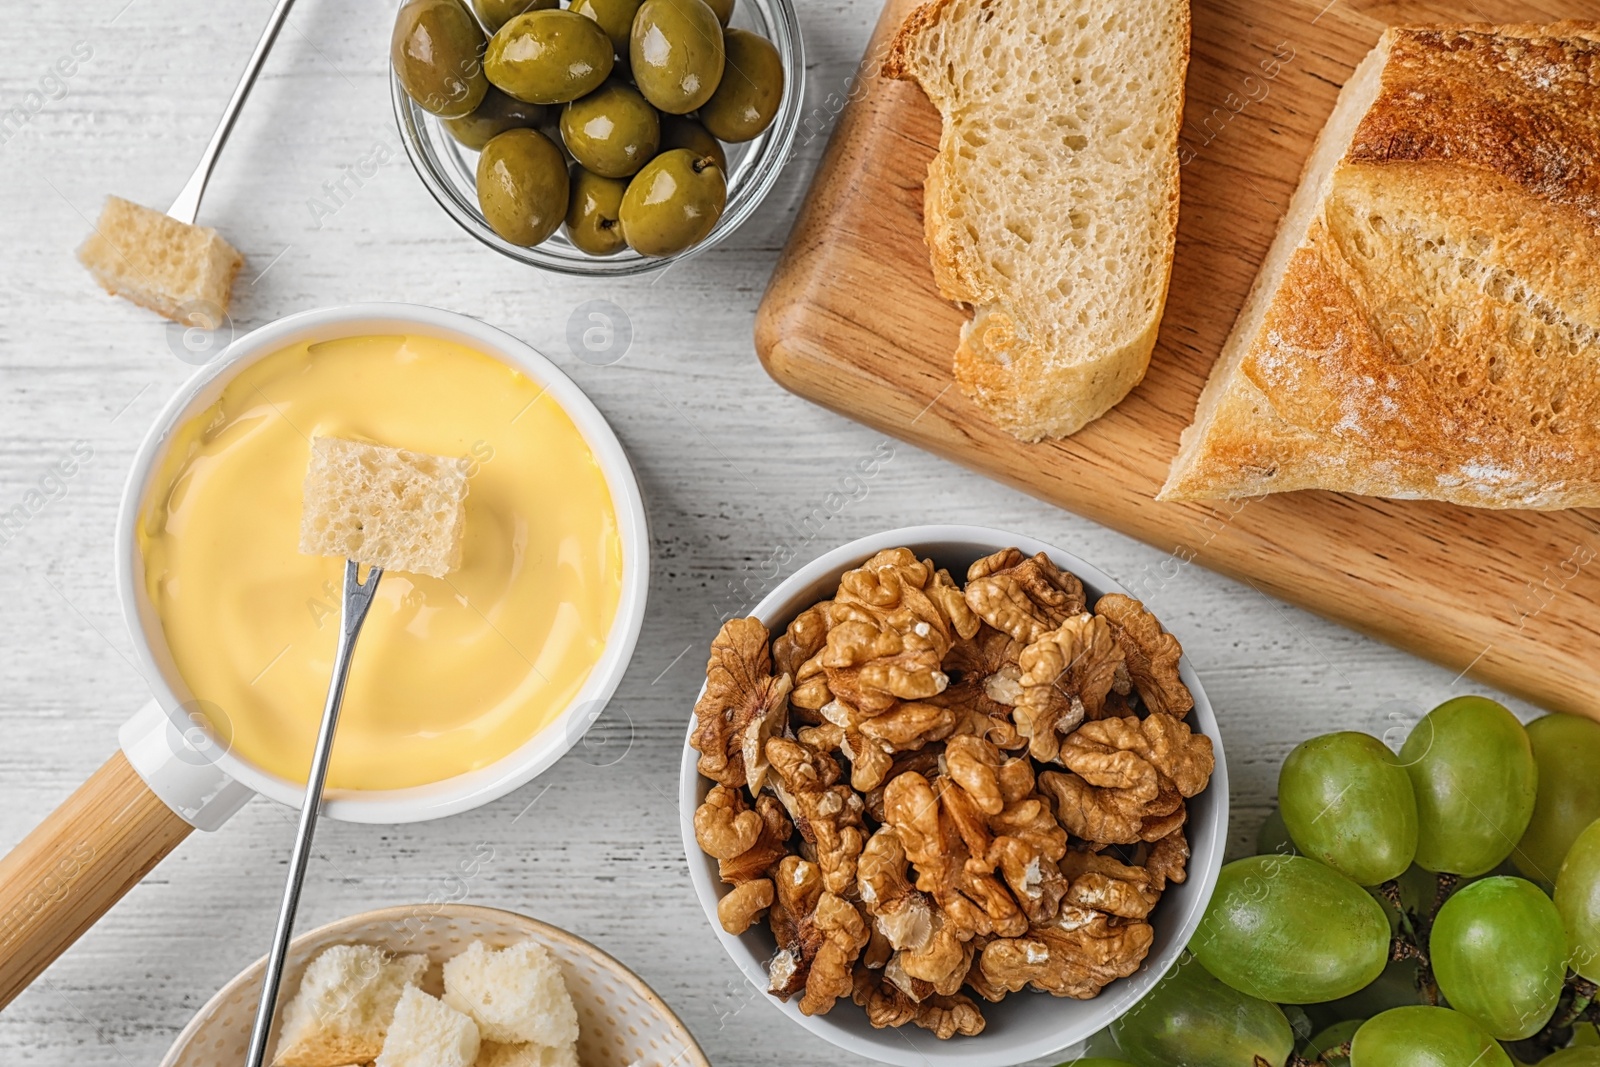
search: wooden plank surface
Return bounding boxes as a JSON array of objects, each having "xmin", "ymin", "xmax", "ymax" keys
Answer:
[{"xmin": 757, "ymin": 0, "xmax": 1600, "ymax": 719}]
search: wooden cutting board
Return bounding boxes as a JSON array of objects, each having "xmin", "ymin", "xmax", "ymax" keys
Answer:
[{"xmin": 757, "ymin": 0, "xmax": 1600, "ymax": 717}]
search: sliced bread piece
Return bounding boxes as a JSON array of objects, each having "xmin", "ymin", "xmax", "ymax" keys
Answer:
[
  {"xmin": 474, "ymin": 1041, "xmax": 580, "ymax": 1067},
  {"xmin": 442, "ymin": 940, "xmax": 579, "ymax": 1047},
  {"xmin": 884, "ymin": 0, "xmax": 1190, "ymax": 441},
  {"xmin": 1160, "ymin": 22, "xmax": 1600, "ymax": 508},
  {"xmin": 77, "ymin": 195, "xmax": 244, "ymax": 326},
  {"xmin": 375, "ymin": 987, "xmax": 481, "ymax": 1067},
  {"xmin": 299, "ymin": 436, "xmax": 471, "ymax": 578},
  {"xmin": 271, "ymin": 944, "xmax": 428, "ymax": 1067}
]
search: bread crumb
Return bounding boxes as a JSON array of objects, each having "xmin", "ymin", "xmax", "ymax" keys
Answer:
[
  {"xmin": 443, "ymin": 941, "xmax": 579, "ymax": 1047},
  {"xmin": 473, "ymin": 1041, "xmax": 579, "ymax": 1067},
  {"xmin": 376, "ymin": 987, "xmax": 480, "ymax": 1067},
  {"xmin": 271, "ymin": 944, "xmax": 427, "ymax": 1067}
]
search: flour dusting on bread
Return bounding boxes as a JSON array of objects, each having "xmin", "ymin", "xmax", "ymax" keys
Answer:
[{"xmin": 1162, "ymin": 22, "xmax": 1600, "ymax": 509}]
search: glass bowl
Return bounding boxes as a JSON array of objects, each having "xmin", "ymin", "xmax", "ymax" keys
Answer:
[{"xmin": 392, "ymin": 0, "xmax": 805, "ymax": 277}]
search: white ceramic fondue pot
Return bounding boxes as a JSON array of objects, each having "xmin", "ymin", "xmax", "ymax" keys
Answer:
[{"xmin": 0, "ymin": 304, "xmax": 650, "ymax": 1008}]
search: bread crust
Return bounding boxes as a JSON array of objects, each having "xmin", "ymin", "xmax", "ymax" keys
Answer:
[
  {"xmin": 886, "ymin": 0, "xmax": 1190, "ymax": 442},
  {"xmin": 881, "ymin": 0, "xmax": 959, "ymax": 80},
  {"xmin": 1162, "ymin": 22, "xmax": 1600, "ymax": 509},
  {"xmin": 1350, "ymin": 26, "xmax": 1600, "ymax": 236}
]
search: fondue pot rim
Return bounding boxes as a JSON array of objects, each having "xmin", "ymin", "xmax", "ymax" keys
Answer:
[{"xmin": 113, "ymin": 302, "xmax": 651, "ymax": 825}]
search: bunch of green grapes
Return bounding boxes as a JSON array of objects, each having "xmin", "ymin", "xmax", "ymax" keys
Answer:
[{"xmin": 1058, "ymin": 699, "xmax": 1600, "ymax": 1067}]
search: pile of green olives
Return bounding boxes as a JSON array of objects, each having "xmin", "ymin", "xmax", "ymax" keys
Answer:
[{"xmin": 391, "ymin": 0, "xmax": 786, "ymax": 258}]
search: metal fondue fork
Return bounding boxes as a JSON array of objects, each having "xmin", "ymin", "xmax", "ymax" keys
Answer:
[
  {"xmin": 167, "ymin": 0, "xmax": 299, "ymax": 226},
  {"xmin": 244, "ymin": 559, "xmax": 384, "ymax": 1067}
]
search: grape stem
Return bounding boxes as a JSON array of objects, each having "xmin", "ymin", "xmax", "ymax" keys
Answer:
[
  {"xmin": 1379, "ymin": 874, "xmax": 1452, "ymax": 1007},
  {"xmin": 1554, "ymin": 975, "xmax": 1598, "ymax": 1030},
  {"xmin": 1390, "ymin": 937, "xmax": 1429, "ymax": 965},
  {"xmin": 1377, "ymin": 877, "xmax": 1423, "ymax": 945},
  {"xmin": 1428, "ymin": 872, "xmax": 1459, "ymax": 923}
]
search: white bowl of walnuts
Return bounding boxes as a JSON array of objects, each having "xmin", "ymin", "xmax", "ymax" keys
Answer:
[{"xmin": 676, "ymin": 526, "xmax": 1230, "ymax": 1066}]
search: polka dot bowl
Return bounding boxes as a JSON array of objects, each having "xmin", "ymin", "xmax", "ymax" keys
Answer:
[{"xmin": 158, "ymin": 904, "xmax": 710, "ymax": 1067}]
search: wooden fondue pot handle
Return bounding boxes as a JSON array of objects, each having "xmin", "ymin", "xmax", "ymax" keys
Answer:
[{"xmin": 0, "ymin": 751, "xmax": 192, "ymax": 1009}]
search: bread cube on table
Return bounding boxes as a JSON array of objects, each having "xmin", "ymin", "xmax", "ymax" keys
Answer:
[
  {"xmin": 299, "ymin": 437, "xmax": 470, "ymax": 578},
  {"xmin": 270, "ymin": 944, "xmax": 428, "ymax": 1067},
  {"xmin": 376, "ymin": 986, "xmax": 481, "ymax": 1067},
  {"xmin": 76, "ymin": 195, "xmax": 243, "ymax": 326}
]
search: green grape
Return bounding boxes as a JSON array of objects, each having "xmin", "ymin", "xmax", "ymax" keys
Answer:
[
  {"xmin": 1515, "ymin": 714, "xmax": 1600, "ymax": 885},
  {"xmin": 1061, "ymin": 1030, "xmax": 1135, "ymax": 1067},
  {"xmin": 1258, "ymin": 806, "xmax": 1299, "ymax": 856},
  {"xmin": 1555, "ymin": 817, "xmax": 1600, "ymax": 982},
  {"xmin": 1350, "ymin": 1006, "xmax": 1512, "ymax": 1067},
  {"xmin": 1541, "ymin": 1050, "xmax": 1600, "ymax": 1065},
  {"xmin": 1112, "ymin": 953, "xmax": 1294, "ymax": 1067},
  {"xmin": 1306, "ymin": 956, "xmax": 1427, "ymax": 1031},
  {"xmin": 1430, "ymin": 876, "xmax": 1566, "ymax": 1040},
  {"xmin": 1400, "ymin": 696, "xmax": 1537, "ymax": 876},
  {"xmin": 1280, "ymin": 731, "xmax": 1418, "ymax": 885},
  {"xmin": 1191, "ymin": 854, "xmax": 1390, "ymax": 1003},
  {"xmin": 1301, "ymin": 1019, "xmax": 1363, "ymax": 1067}
]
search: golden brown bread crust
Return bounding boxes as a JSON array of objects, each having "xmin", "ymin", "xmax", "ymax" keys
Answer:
[
  {"xmin": 1162, "ymin": 22, "xmax": 1600, "ymax": 509},
  {"xmin": 1350, "ymin": 26, "xmax": 1600, "ymax": 236},
  {"xmin": 880, "ymin": 0, "xmax": 959, "ymax": 81}
]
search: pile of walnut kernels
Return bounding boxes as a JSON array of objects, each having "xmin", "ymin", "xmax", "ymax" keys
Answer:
[{"xmin": 690, "ymin": 547, "xmax": 1215, "ymax": 1039}]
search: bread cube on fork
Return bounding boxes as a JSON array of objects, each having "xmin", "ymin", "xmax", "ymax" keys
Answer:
[{"xmin": 299, "ymin": 436, "xmax": 470, "ymax": 579}]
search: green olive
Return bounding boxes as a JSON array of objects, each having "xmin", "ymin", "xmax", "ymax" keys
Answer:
[
  {"xmin": 698, "ymin": 28, "xmax": 782, "ymax": 142},
  {"xmin": 476, "ymin": 127, "xmax": 570, "ymax": 246},
  {"xmin": 629, "ymin": 0, "xmax": 725, "ymax": 114},
  {"xmin": 392, "ymin": 0, "xmax": 489, "ymax": 119},
  {"xmin": 568, "ymin": 0, "xmax": 644, "ymax": 54},
  {"xmin": 703, "ymin": 0, "xmax": 734, "ymax": 25},
  {"xmin": 486, "ymin": 9, "xmax": 615, "ymax": 105},
  {"xmin": 471, "ymin": 0, "xmax": 556, "ymax": 33},
  {"xmin": 619, "ymin": 147, "xmax": 726, "ymax": 255},
  {"xmin": 657, "ymin": 114, "xmax": 727, "ymax": 172},
  {"xmin": 565, "ymin": 167, "xmax": 629, "ymax": 256},
  {"xmin": 444, "ymin": 86, "xmax": 549, "ymax": 150},
  {"xmin": 560, "ymin": 81, "xmax": 660, "ymax": 178}
]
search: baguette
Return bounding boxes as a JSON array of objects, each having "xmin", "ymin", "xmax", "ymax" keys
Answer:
[
  {"xmin": 1161, "ymin": 22, "xmax": 1600, "ymax": 509},
  {"xmin": 885, "ymin": 0, "xmax": 1189, "ymax": 441}
]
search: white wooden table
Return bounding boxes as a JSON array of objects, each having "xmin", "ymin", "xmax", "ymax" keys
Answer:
[{"xmin": 0, "ymin": 0, "xmax": 1543, "ymax": 1063}]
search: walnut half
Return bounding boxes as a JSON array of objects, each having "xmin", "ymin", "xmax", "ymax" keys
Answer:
[
  {"xmin": 691, "ymin": 617, "xmax": 792, "ymax": 792},
  {"xmin": 1095, "ymin": 593, "xmax": 1194, "ymax": 718}
]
